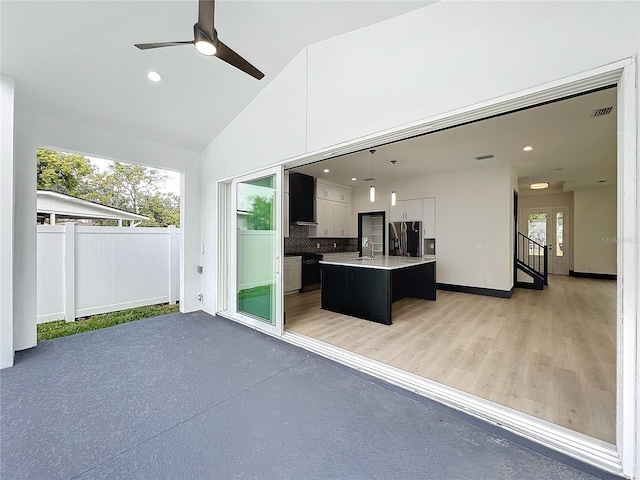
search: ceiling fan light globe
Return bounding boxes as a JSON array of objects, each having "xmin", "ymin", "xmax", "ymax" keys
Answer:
[{"xmin": 195, "ymin": 40, "xmax": 217, "ymax": 56}]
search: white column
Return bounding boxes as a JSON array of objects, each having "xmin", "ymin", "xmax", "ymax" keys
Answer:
[
  {"xmin": 50, "ymin": 213, "xmax": 56, "ymax": 225},
  {"xmin": 0, "ymin": 76, "xmax": 15, "ymax": 368},
  {"xmin": 64, "ymin": 222, "xmax": 76, "ymax": 322},
  {"xmin": 168, "ymin": 225, "xmax": 177, "ymax": 305}
]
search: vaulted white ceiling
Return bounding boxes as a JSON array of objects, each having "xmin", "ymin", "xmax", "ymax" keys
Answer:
[{"xmin": 0, "ymin": 0, "xmax": 433, "ymax": 152}]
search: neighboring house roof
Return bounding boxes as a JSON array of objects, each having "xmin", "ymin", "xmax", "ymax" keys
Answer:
[{"xmin": 37, "ymin": 190, "xmax": 149, "ymax": 222}]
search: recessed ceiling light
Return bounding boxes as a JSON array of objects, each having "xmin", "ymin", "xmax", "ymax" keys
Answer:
[
  {"xmin": 351, "ymin": 177, "xmax": 357, "ymax": 181},
  {"xmin": 530, "ymin": 182, "xmax": 549, "ymax": 190},
  {"xmin": 147, "ymin": 71, "xmax": 162, "ymax": 82},
  {"xmin": 523, "ymin": 146, "xmax": 533, "ymax": 152},
  {"xmin": 323, "ymin": 169, "xmax": 330, "ymax": 173}
]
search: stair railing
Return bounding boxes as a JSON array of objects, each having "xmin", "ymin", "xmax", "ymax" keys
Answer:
[{"xmin": 516, "ymin": 232, "xmax": 548, "ymax": 285}]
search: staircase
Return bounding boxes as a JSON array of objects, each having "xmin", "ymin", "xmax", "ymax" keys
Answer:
[{"xmin": 516, "ymin": 232, "xmax": 547, "ymax": 290}]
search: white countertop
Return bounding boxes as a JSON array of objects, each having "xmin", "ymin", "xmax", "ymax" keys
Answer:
[{"xmin": 320, "ymin": 255, "xmax": 436, "ymax": 270}]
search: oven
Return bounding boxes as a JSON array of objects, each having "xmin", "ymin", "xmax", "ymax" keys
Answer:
[{"xmin": 300, "ymin": 253, "xmax": 323, "ymax": 292}]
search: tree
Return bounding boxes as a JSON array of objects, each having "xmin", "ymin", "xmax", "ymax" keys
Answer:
[
  {"xmin": 85, "ymin": 162, "xmax": 179, "ymax": 227},
  {"xmin": 37, "ymin": 149, "xmax": 94, "ymax": 195},
  {"xmin": 139, "ymin": 193, "xmax": 181, "ymax": 227},
  {"xmin": 36, "ymin": 152, "xmax": 180, "ymax": 227},
  {"xmin": 246, "ymin": 196, "xmax": 274, "ymax": 230}
]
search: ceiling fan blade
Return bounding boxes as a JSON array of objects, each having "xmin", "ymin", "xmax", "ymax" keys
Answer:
[
  {"xmin": 135, "ymin": 41, "xmax": 194, "ymax": 50},
  {"xmin": 216, "ymin": 41, "xmax": 264, "ymax": 80},
  {"xmin": 198, "ymin": 0, "xmax": 215, "ymax": 38}
]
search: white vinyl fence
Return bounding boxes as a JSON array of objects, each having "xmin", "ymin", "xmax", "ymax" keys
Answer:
[
  {"xmin": 237, "ymin": 230, "xmax": 275, "ymax": 291},
  {"xmin": 37, "ymin": 224, "xmax": 180, "ymax": 324}
]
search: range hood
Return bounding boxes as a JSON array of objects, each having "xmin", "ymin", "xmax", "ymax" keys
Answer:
[{"xmin": 289, "ymin": 172, "xmax": 317, "ymax": 225}]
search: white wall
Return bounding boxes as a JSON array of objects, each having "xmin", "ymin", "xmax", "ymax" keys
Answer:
[
  {"xmin": 11, "ymin": 111, "xmax": 201, "ymax": 355},
  {"xmin": 1, "ymin": 76, "xmax": 15, "ymax": 368},
  {"xmin": 351, "ymin": 163, "xmax": 513, "ymax": 291},
  {"xmin": 574, "ymin": 186, "xmax": 617, "ymax": 275}
]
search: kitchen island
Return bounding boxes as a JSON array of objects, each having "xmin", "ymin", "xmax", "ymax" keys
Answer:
[{"xmin": 320, "ymin": 256, "xmax": 436, "ymax": 325}]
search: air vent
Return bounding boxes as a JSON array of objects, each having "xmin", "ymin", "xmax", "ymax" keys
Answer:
[
  {"xmin": 591, "ymin": 106, "xmax": 614, "ymax": 117},
  {"xmin": 363, "ymin": 178, "xmax": 375, "ymax": 181},
  {"xmin": 475, "ymin": 154, "xmax": 495, "ymax": 161}
]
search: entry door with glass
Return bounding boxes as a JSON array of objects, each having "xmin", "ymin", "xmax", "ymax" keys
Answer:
[
  {"xmin": 520, "ymin": 207, "xmax": 569, "ymax": 275},
  {"xmin": 230, "ymin": 166, "xmax": 283, "ymax": 335}
]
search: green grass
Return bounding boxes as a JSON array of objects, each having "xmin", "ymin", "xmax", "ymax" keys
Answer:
[
  {"xmin": 37, "ymin": 303, "xmax": 180, "ymax": 341},
  {"xmin": 238, "ymin": 284, "xmax": 274, "ymax": 323}
]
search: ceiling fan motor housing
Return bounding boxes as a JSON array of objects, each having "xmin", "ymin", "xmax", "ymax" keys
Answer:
[{"xmin": 194, "ymin": 23, "xmax": 218, "ymax": 48}]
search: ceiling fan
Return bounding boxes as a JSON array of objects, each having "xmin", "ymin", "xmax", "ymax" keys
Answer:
[{"xmin": 135, "ymin": 0, "xmax": 264, "ymax": 80}]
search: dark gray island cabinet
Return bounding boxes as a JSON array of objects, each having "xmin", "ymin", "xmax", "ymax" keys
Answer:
[{"xmin": 320, "ymin": 256, "xmax": 436, "ymax": 325}]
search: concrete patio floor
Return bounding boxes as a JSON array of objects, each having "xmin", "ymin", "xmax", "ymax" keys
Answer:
[{"xmin": 1, "ymin": 311, "xmax": 618, "ymax": 479}]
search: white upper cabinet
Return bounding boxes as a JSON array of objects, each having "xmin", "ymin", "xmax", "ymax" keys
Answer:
[
  {"xmin": 390, "ymin": 199, "xmax": 422, "ymax": 222},
  {"xmin": 316, "ymin": 181, "xmax": 334, "ymax": 201},
  {"xmin": 311, "ymin": 180, "xmax": 352, "ymax": 238},
  {"xmin": 334, "ymin": 187, "xmax": 351, "ymax": 204},
  {"xmin": 316, "ymin": 180, "xmax": 351, "ymax": 204},
  {"xmin": 422, "ymin": 197, "xmax": 435, "ymax": 238}
]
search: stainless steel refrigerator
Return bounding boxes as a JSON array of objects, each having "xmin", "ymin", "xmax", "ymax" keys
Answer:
[{"xmin": 389, "ymin": 221, "xmax": 422, "ymax": 257}]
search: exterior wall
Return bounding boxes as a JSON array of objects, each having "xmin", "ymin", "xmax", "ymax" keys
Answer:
[
  {"xmin": 574, "ymin": 186, "xmax": 617, "ymax": 275},
  {"xmin": 1, "ymin": 76, "xmax": 15, "ymax": 368},
  {"xmin": 304, "ymin": 1, "xmax": 639, "ymax": 152},
  {"xmin": 11, "ymin": 110, "xmax": 201, "ymax": 355}
]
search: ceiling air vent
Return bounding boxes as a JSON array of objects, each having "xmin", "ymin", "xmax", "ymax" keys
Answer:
[
  {"xmin": 475, "ymin": 154, "xmax": 495, "ymax": 161},
  {"xmin": 363, "ymin": 178, "xmax": 375, "ymax": 181},
  {"xmin": 591, "ymin": 106, "xmax": 614, "ymax": 117}
]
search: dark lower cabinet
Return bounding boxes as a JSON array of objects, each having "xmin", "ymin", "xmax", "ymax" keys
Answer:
[
  {"xmin": 321, "ymin": 262, "xmax": 436, "ymax": 325},
  {"xmin": 322, "ymin": 265, "xmax": 391, "ymax": 325}
]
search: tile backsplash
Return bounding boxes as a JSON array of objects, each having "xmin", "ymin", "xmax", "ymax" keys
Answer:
[{"xmin": 285, "ymin": 224, "xmax": 358, "ymax": 254}]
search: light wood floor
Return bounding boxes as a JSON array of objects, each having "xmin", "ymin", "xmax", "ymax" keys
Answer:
[{"xmin": 285, "ymin": 275, "xmax": 617, "ymax": 443}]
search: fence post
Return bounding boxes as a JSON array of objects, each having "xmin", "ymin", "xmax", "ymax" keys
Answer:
[
  {"xmin": 168, "ymin": 225, "xmax": 177, "ymax": 305},
  {"xmin": 64, "ymin": 222, "xmax": 76, "ymax": 322}
]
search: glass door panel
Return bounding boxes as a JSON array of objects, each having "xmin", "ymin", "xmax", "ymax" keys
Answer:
[
  {"xmin": 527, "ymin": 212, "xmax": 548, "ymax": 253},
  {"xmin": 556, "ymin": 212, "xmax": 564, "ymax": 257},
  {"xmin": 231, "ymin": 166, "xmax": 283, "ymax": 335},
  {"xmin": 237, "ymin": 176, "xmax": 276, "ymax": 323}
]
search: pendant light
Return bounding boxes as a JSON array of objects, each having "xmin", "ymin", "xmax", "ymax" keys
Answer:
[
  {"xmin": 369, "ymin": 149, "xmax": 376, "ymax": 203},
  {"xmin": 390, "ymin": 160, "xmax": 397, "ymax": 206}
]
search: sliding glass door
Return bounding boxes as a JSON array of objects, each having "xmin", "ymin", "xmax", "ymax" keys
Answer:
[{"xmin": 230, "ymin": 166, "xmax": 283, "ymax": 335}]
